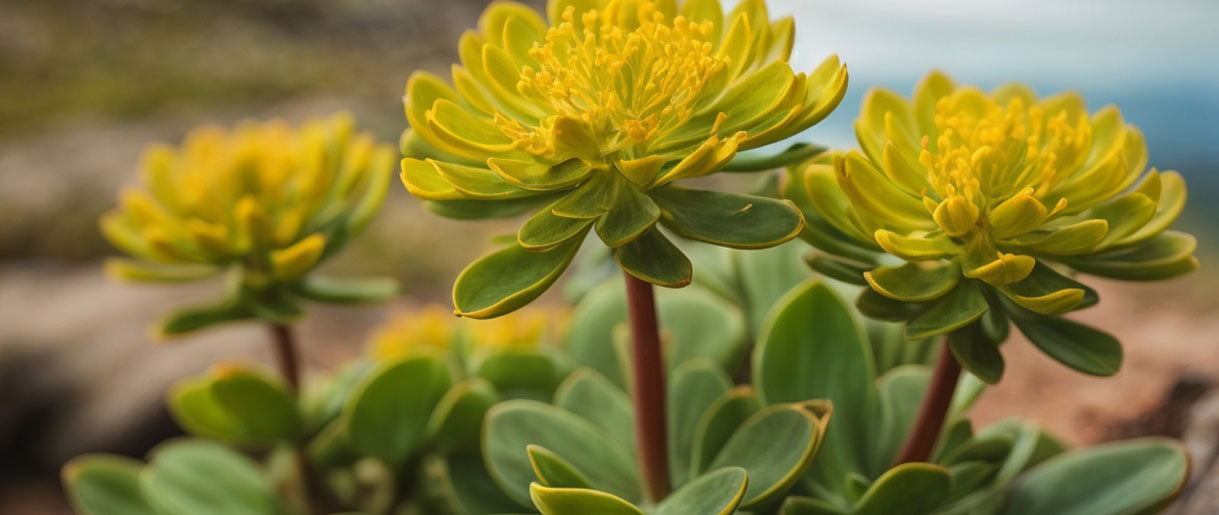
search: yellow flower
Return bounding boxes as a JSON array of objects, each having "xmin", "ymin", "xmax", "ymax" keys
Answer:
[
  {"xmin": 100, "ymin": 113, "xmax": 397, "ymax": 335},
  {"xmin": 787, "ymin": 71, "xmax": 1196, "ymax": 378},
  {"xmin": 400, "ymin": 0, "xmax": 848, "ymax": 318},
  {"xmin": 371, "ymin": 304, "xmax": 566, "ymax": 361},
  {"xmin": 370, "ymin": 305, "xmax": 462, "ymax": 360}
]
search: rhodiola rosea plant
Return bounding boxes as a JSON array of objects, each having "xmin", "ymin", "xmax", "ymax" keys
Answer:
[{"xmin": 60, "ymin": 0, "xmax": 1199, "ymax": 514}]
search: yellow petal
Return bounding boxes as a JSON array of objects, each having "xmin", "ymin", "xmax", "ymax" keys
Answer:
[
  {"xmin": 964, "ymin": 252, "xmax": 1035, "ymax": 286},
  {"xmin": 271, "ymin": 233, "xmax": 326, "ymax": 281},
  {"xmin": 932, "ymin": 195, "xmax": 979, "ymax": 237},
  {"xmin": 990, "ymin": 190, "xmax": 1049, "ymax": 239}
]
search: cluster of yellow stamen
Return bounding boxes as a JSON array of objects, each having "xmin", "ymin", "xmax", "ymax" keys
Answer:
[
  {"xmin": 371, "ymin": 306, "xmax": 565, "ymax": 361},
  {"xmin": 370, "ymin": 306, "xmax": 459, "ymax": 360},
  {"xmin": 502, "ymin": 1, "xmax": 728, "ymax": 155},
  {"xmin": 918, "ymin": 95, "xmax": 1089, "ymax": 238}
]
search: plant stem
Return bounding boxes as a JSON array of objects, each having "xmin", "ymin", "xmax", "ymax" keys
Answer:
[
  {"xmin": 622, "ymin": 271, "xmax": 671, "ymax": 502},
  {"xmin": 268, "ymin": 323, "xmax": 301, "ymax": 391},
  {"xmin": 892, "ymin": 338, "xmax": 961, "ymax": 466}
]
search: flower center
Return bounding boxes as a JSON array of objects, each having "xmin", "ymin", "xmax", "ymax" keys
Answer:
[
  {"xmin": 918, "ymin": 92, "xmax": 1090, "ymax": 237},
  {"xmin": 501, "ymin": 1, "xmax": 728, "ymax": 155}
]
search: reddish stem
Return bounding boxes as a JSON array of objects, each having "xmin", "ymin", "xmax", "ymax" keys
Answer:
[
  {"xmin": 268, "ymin": 323, "xmax": 301, "ymax": 391},
  {"xmin": 623, "ymin": 271, "xmax": 671, "ymax": 502},
  {"xmin": 892, "ymin": 339, "xmax": 961, "ymax": 466}
]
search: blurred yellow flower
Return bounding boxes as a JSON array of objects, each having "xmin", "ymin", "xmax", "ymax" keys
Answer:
[
  {"xmin": 371, "ymin": 304, "xmax": 568, "ymax": 361},
  {"xmin": 100, "ymin": 113, "xmax": 397, "ymax": 335}
]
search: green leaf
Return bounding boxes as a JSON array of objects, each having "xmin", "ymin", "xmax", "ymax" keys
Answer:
[
  {"xmin": 1063, "ymin": 230, "xmax": 1197, "ymax": 281},
  {"xmin": 484, "ymin": 400, "xmax": 640, "ymax": 507},
  {"xmin": 141, "ymin": 439, "xmax": 279, "ymax": 515},
  {"xmin": 595, "ymin": 182, "xmax": 660, "ymax": 247},
  {"xmin": 655, "ymin": 467, "xmax": 748, "ymax": 515},
  {"xmin": 691, "ymin": 387, "xmax": 762, "ymax": 478},
  {"xmin": 864, "ymin": 262, "xmax": 960, "ymax": 302},
  {"xmin": 529, "ymin": 484, "xmax": 644, "ymax": 515},
  {"xmin": 519, "ymin": 206, "xmax": 596, "ymax": 250},
  {"xmin": 528, "ymin": 445, "xmax": 592, "ymax": 489},
  {"xmin": 1003, "ymin": 300, "xmax": 1122, "ymax": 376},
  {"xmin": 424, "ymin": 194, "xmax": 559, "ymax": 220},
  {"xmin": 998, "ymin": 263, "xmax": 1094, "ymax": 315},
  {"xmin": 103, "ymin": 258, "xmax": 219, "ymax": 283},
  {"xmin": 780, "ymin": 496, "xmax": 848, "ymax": 515},
  {"xmin": 668, "ymin": 359, "xmax": 733, "ymax": 488},
  {"xmin": 733, "ymin": 241, "xmax": 813, "ymax": 333},
  {"xmin": 944, "ymin": 461, "xmax": 998, "ymax": 504},
  {"xmin": 652, "ymin": 187, "xmax": 804, "ymax": 249},
  {"xmin": 422, "ymin": 453, "xmax": 522, "ymax": 515},
  {"xmin": 63, "ymin": 455, "xmax": 159, "ymax": 515},
  {"xmin": 343, "ymin": 356, "xmax": 452, "ymax": 463},
  {"xmin": 208, "ymin": 365, "xmax": 303, "ymax": 445},
  {"xmin": 1002, "ymin": 439, "xmax": 1187, "ymax": 515},
  {"xmin": 454, "ymin": 235, "xmax": 584, "ymax": 318},
  {"xmin": 475, "ymin": 349, "xmax": 564, "ymax": 399},
  {"xmin": 806, "ymin": 253, "xmax": 870, "ymax": 286},
  {"xmin": 753, "ymin": 279, "xmax": 875, "ymax": 492},
  {"xmin": 855, "ymin": 288, "xmax": 924, "ymax": 322},
  {"xmin": 723, "ymin": 143, "xmax": 828, "ymax": 171},
  {"xmin": 613, "ymin": 228, "xmax": 693, "ymax": 287},
  {"xmin": 425, "ymin": 377, "xmax": 499, "ymax": 453},
  {"xmin": 851, "ymin": 463, "xmax": 951, "ymax": 515},
  {"xmin": 947, "ymin": 323, "xmax": 1005, "ymax": 384},
  {"xmin": 554, "ymin": 368, "xmax": 635, "ymax": 455},
  {"xmin": 873, "ymin": 366, "xmax": 930, "ymax": 469},
  {"xmin": 293, "ymin": 276, "xmax": 398, "ymax": 304},
  {"xmin": 710, "ymin": 403, "xmax": 831, "ymax": 509},
  {"xmin": 157, "ymin": 299, "xmax": 253, "ymax": 337},
  {"xmin": 168, "ymin": 377, "xmax": 246, "ymax": 443},
  {"xmin": 906, "ymin": 280, "xmax": 989, "ymax": 339}
]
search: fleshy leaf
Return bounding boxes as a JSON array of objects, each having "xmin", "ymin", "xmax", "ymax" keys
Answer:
[
  {"xmin": 63, "ymin": 455, "xmax": 159, "ymax": 515},
  {"xmin": 653, "ymin": 186, "xmax": 804, "ymax": 249},
  {"xmin": 529, "ymin": 484, "xmax": 644, "ymax": 515},
  {"xmin": 343, "ymin": 356, "xmax": 452, "ymax": 464},
  {"xmin": 865, "ymin": 261, "xmax": 960, "ymax": 302},
  {"xmin": 454, "ymin": 235, "xmax": 585, "ymax": 318},
  {"xmin": 906, "ymin": 280, "xmax": 989, "ymax": 339},
  {"xmin": 1003, "ymin": 300, "xmax": 1122, "ymax": 376},
  {"xmin": 612, "ymin": 229, "xmax": 693, "ymax": 288},
  {"xmin": 655, "ymin": 466, "xmax": 749, "ymax": 515}
]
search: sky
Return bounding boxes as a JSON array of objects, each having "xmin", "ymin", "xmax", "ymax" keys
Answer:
[{"xmin": 754, "ymin": 0, "xmax": 1219, "ymax": 176}]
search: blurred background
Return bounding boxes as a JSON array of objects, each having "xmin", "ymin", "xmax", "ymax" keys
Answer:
[{"xmin": 0, "ymin": 0, "xmax": 1215, "ymax": 512}]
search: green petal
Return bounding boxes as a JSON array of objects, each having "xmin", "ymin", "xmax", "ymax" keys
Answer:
[
  {"xmin": 906, "ymin": 279, "xmax": 989, "ymax": 339},
  {"xmin": 612, "ymin": 229, "xmax": 692, "ymax": 288},
  {"xmin": 806, "ymin": 253, "xmax": 871, "ymax": 286},
  {"xmin": 1003, "ymin": 299, "xmax": 1122, "ymax": 376},
  {"xmin": 103, "ymin": 258, "xmax": 219, "ymax": 283},
  {"xmin": 596, "ymin": 181, "xmax": 661, "ymax": 247},
  {"xmin": 454, "ymin": 235, "xmax": 585, "ymax": 319},
  {"xmin": 294, "ymin": 276, "xmax": 398, "ymax": 305},
  {"xmin": 430, "ymin": 159, "xmax": 534, "ymax": 199},
  {"xmin": 157, "ymin": 299, "xmax": 254, "ymax": 338},
  {"xmin": 1002, "ymin": 219, "xmax": 1108, "ymax": 256},
  {"xmin": 424, "ymin": 194, "xmax": 560, "ymax": 220},
  {"xmin": 519, "ymin": 206, "xmax": 596, "ymax": 250},
  {"xmin": 864, "ymin": 261, "xmax": 960, "ymax": 302},
  {"xmin": 529, "ymin": 484, "xmax": 644, "ymax": 515},
  {"xmin": 488, "ymin": 158, "xmax": 592, "ymax": 191},
  {"xmin": 1064, "ymin": 231, "xmax": 1197, "ymax": 281},
  {"xmin": 997, "ymin": 263, "xmax": 1095, "ymax": 315},
  {"xmin": 653, "ymin": 186, "xmax": 804, "ymax": 249},
  {"xmin": 874, "ymin": 230, "xmax": 958, "ymax": 261},
  {"xmin": 837, "ymin": 152, "xmax": 935, "ymax": 231},
  {"xmin": 551, "ymin": 172, "xmax": 615, "ymax": 219},
  {"xmin": 1086, "ymin": 192, "xmax": 1157, "ymax": 250},
  {"xmin": 1115, "ymin": 170, "xmax": 1186, "ymax": 247}
]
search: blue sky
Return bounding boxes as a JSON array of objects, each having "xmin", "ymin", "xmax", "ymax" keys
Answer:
[{"xmin": 757, "ymin": 0, "xmax": 1219, "ymax": 178}]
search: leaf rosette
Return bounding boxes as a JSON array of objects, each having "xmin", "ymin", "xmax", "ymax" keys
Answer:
[
  {"xmin": 399, "ymin": 0, "xmax": 849, "ymax": 318},
  {"xmin": 785, "ymin": 71, "xmax": 1197, "ymax": 379},
  {"xmin": 99, "ymin": 113, "xmax": 398, "ymax": 336}
]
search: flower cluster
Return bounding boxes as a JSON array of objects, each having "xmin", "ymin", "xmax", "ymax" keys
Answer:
[
  {"xmin": 100, "ymin": 113, "xmax": 397, "ymax": 335},
  {"xmin": 788, "ymin": 71, "xmax": 1196, "ymax": 378},
  {"xmin": 400, "ymin": 0, "xmax": 848, "ymax": 318}
]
